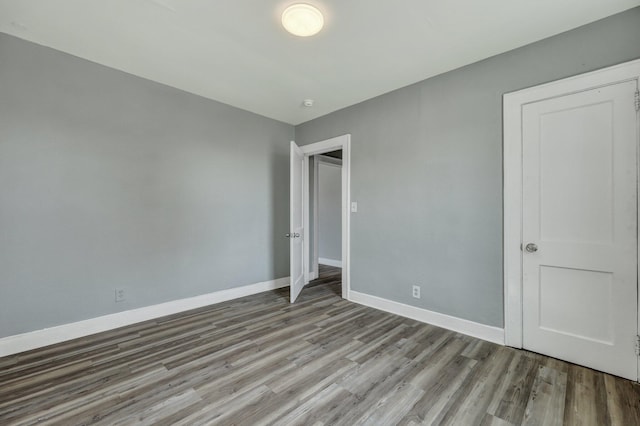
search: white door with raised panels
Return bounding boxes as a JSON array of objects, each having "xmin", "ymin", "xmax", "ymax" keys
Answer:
[
  {"xmin": 521, "ymin": 80, "xmax": 638, "ymax": 380},
  {"xmin": 289, "ymin": 141, "xmax": 305, "ymax": 303}
]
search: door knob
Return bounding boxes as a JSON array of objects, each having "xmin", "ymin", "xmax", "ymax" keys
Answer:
[
  {"xmin": 525, "ymin": 243, "xmax": 538, "ymax": 253},
  {"xmin": 285, "ymin": 233, "xmax": 291, "ymax": 238}
]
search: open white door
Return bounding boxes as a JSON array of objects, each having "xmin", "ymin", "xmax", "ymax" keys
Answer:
[{"xmin": 289, "ymin": 141, "xmax": 305, "ymax": 303}]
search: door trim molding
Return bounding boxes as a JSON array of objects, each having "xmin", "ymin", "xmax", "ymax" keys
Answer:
[
  {"xmin": 503, "ymin": 58, "xmax": 640, "ymax": 349},
  {"xmin": 301, "ymin": 134, "xmax": 351, "ymax": 300}
]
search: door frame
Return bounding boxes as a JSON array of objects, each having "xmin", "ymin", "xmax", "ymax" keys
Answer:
[
  {"xmin": 503, "ymin": 59, "xmax": 640, "ymax": 352},
  {"xmin": 301, "ymin": 134, "xmax": 351, "ymax": 299},
  {"xmin": 310, "ymin": 154, "xmax": 343, "ymax": 280}
]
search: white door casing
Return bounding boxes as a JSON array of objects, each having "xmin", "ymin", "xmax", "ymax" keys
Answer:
[
  {"xmin": 290, "ymin": 141, "xmax": 305, "ymax": 303},
  {"xmin": 504, "ymin": 59, "xmax": 640, "ymax": 381},
  {"xmin": 521, "ymin": 81, "xmax": 638, "ymax": 380},
  {"xmin": 301, "ymin": 135, "xmax": 351, "ymax": 300}
]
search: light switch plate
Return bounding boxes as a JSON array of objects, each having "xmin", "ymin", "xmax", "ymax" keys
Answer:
[{"xmin": 351, "ymin": 202, "xmax": 358, "ymax": 213}]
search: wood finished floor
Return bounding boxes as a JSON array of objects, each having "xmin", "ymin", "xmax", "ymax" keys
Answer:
[{"xmin": 1, "ymin": 265, "xmax": 639, "ymax": 425}]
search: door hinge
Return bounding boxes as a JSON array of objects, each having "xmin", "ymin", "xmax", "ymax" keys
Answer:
[
  {"xmin": 636, "ymin": 335, "xmax": 640, "ymax": 356},
  {"xmin": 635, "ymin": 90, "xmax": 640, "ymax": 112}
]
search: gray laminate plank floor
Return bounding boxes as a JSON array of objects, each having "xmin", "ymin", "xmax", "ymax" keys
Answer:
[{"xmin": 0, "ymin": 265, "xmax": 638, "ymax": 425}]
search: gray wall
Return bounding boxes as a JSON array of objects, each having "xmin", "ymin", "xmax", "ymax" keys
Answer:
[
  {"xmin": 294, "ymin": 8, "xmax": 640, "ymax": 327},
  {"xmin": 318, "ymin": 162, "xmax": 342, "ymax": 262},
  {"xmin": 0, "ymin": 33, "xmax": 293, "ymax": 338}
]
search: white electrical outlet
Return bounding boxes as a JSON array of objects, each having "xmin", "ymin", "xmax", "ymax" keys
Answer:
[
  {"xmin": 115, "ymin": 287, "xmax": 125, "ymax": 303},
  {"xmin": 412, "ymin": 285, "xmax": 421, "ymax": 299}
]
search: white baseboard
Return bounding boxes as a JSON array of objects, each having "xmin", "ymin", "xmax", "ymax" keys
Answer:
[
  {"xmin": 0, "ymin": 277, "xmax": 290, "ymax": 358},
  {"xmin": 348, "ymin": 290, "xmax": 505, "ymax": 345},
  {"xmin": 318, "ymin": 257, "xmax": 342, "ymax": 268}
]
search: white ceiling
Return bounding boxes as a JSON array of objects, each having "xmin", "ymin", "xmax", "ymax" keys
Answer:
[{"xmin": 1, "ymin": 0, "xmax": 639, "ymax": 125}]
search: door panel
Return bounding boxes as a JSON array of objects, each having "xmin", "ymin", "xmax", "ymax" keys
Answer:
[
  {"xmin": 538, "ymin": 266, "xmax": 613, "ymax": 344},
  {"xmin": 290, "ymin": 141, "xmax": 305, "ymax": 303},
  {"xmin": 522, "ymin": 80, "xmax": 638, "ymax": 380},
  {"xmin": 539, "ymin": 101, "xmax": 613, "ymax": 244}
]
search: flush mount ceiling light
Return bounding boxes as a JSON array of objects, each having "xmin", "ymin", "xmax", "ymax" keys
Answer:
[{"xmin": 282, "ymin": 4, "xmax": 324, "ymax": 37}]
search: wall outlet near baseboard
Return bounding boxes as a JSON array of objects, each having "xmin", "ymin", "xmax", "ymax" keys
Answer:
[
  {"xmin": 412, "ymin": 285, "xmax": 421, "ymax": 299},
  {"xmin": 115, "ymin": 288, "xmax": 125, "ymax": 303}
]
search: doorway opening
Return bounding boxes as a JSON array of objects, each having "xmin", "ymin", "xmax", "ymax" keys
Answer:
[{"xmin": 307, "ymin": 150, "xmax": 343, "ymax": 297}]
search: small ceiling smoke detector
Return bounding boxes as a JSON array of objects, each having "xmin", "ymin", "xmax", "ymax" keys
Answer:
[
  {"xmin": 303, "ymin": 99, "xmax": 314, "ymax": 107},
  {"xmin": 282, "ymin": 4, "xmax": 324, "ymax": 37}
]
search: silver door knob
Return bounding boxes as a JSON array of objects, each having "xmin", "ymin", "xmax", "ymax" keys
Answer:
[
  {"xmin": 285, "ymin": 233, "xmax": 291, "ymax": 238},
  {"xmin": 293, "ymin": 233, "xmax": 300, "ymax": 238},
  {"xmin": 525, "ymin": 243, "xmax": 538, "ymax": 253}
]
